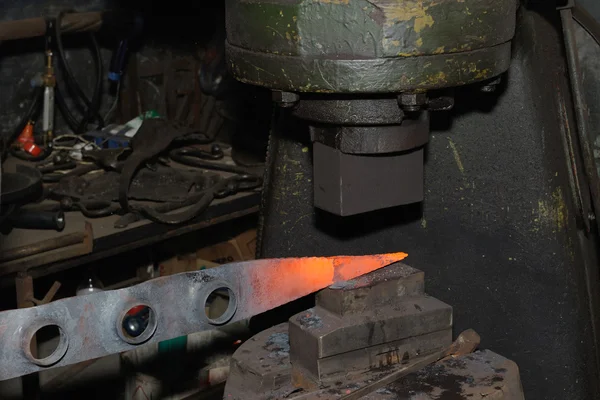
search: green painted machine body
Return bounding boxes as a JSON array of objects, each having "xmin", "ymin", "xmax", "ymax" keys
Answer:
[{"xmin": 225, "ymin": 0, "xmax": 517, "ymax": 93}]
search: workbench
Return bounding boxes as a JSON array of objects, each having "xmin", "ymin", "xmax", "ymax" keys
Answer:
[
  {"xmin": 0, "ymin": 150, "xmax": 261, "ymax": 288},
  {"xmin": 0, "ymin": 153, "xmax": 261, "ymax": 399},
  {"xmin": 0, "ymin": 191, "xmax": 259, "ymax": 284}
]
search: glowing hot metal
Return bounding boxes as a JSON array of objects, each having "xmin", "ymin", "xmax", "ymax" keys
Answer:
[{"xmin": 0, "ymin": 252, "xmax": 407, "ymax": 380}]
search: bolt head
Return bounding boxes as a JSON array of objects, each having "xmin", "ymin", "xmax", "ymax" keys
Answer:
[
  {"xmin": 480, "ymin": 85, "xmax": 497, "ymax": 93},
  {"xmin": 480, "ymin": 76, "xmax": 502, "ymax": 93},
  {"xmin": 272, "ymin": 91, "xmax": 300, "ymax": 108},
  {"xmin": 398, "ymin": 92, "xmax": 427, "ymax": 111}
]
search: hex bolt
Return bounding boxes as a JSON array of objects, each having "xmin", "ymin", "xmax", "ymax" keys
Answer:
[
  {"xmin": 272, "ymin": 91, "xmax": 300, "ymax": 108},
  {"xmin": 398, "ymin": 92, "xmax": 427, "ymax": 112},
  {"xmin": 480, "ymin": 77, "xmax": 502, "ymax": 93}
]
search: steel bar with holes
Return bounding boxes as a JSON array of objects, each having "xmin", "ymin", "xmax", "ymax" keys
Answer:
[{"xmin": 0, "ymin": 253, "xmax": 406, "ymax": 380}]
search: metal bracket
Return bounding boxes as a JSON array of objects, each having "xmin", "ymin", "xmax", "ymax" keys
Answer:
[{"xmin": 30, "ymin": 281, "xmax": 61, "ymax": 306}]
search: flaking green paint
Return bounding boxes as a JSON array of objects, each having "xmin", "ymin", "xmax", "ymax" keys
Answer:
[{"xmin": 226, "ymin": 0, "xmax": 515, "ymax": 92}]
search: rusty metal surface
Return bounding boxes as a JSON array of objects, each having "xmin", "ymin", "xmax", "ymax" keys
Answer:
[
  {"xmin": 289, "ymin": 296, "xmax": 452, "ymax": 362},
  {"xmin": 318, "ymin": 264, "xmax": 424, "ymax": 315},
  {"xmin": 360, "ymin": 350, "xmax": 524, "ymax": 400},
  {"xmin": 311, "ymin": 329, "xmax": 452, "ymax": 385},
  {"xmin": 338, "ymin": 329, "xmax": 481, "ymax": 400},
  {"xmin": 227, "ymin": 331, "xmax": 522, "ymax": 400},
  {"xmin": 288, "ymin": 264, "xmax": 452, "ymax": 385},
  {"xmin": 0, "ymin": 253, "xmax": 406, "ymax": 380},
  {"xmin": 226, "ymin": 324, "xmax": 519, "ymax": 399},
  {"xmin": 226, "ymin": 263, "xmax": 453, "ymax": 397},
  {"xmin": 225, "ymin": 263, "xmax": 523, "ymax": 399},
  {"xmin": 226, "ymin": 323, "xmax": 292, "ymax": 397}
]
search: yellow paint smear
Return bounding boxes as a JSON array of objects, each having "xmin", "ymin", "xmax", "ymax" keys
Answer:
[
  {"xmin": 537, "ymin": 188, "xmax": 567, "ymax": 232},
  {"xmin": 376, "ymin": 0, "xmax": 436, "ymax": 32},
  {"xmin": 447, "ymin": 138, "xmax": 465, "ymax": 174}
]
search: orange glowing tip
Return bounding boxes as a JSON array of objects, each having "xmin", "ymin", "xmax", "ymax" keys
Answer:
[{"xmin": 246, "ymin": 252, "xmax": 408, "ymax": 313}]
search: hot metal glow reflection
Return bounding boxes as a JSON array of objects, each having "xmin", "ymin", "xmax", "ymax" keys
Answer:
[
  {"xmin": 0, "ymin": 252, "xmax": 407, "ymax": 380},
  {"xmin": 245, "ymin": 253, "xmax": 409, "ymax": 313}
]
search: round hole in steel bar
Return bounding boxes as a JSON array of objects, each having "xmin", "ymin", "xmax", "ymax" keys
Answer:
[
  {"xmin": 117, "ymin": 304, "xmax": 157, "ymax": 345},
  {"xmin": 25, "ymin": 324, "xmax": 68, "ymax": 367},
  {"xmin": 200, "ymin": 282, "xmax": 237, "ymax": 325}
]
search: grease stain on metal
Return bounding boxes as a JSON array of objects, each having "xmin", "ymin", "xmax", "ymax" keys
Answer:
[{"xmin": 265, "ymin": 332, "xmax": 291, "ymax": 359}]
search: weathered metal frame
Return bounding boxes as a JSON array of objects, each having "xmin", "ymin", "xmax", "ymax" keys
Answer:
[
  {"xmin": 226, "ymin": 0, "xmax": 516, "ymax": 92},
  {"xmin": 227, "ymin": 42, "xmax": 512, "ymax": 93}
]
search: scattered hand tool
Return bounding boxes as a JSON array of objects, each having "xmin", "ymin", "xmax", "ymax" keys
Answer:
[
  {"xmin": 170, "ymin": 146, "xmax": 257, "ymax": 175},
  {"xmin": 0, "ymin": 231, "xmax": 85, "ymax": 263},
  {"xmin": 118, "ymin": 118, "xmax": 197, "ymax": 213},
  {"xmin": 114, "ymin": 173, "xmax": 261, "ymax": 227},
  {"xmin": 4, "ymin": 210, "xmax": 65, "ymax": 232}
]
